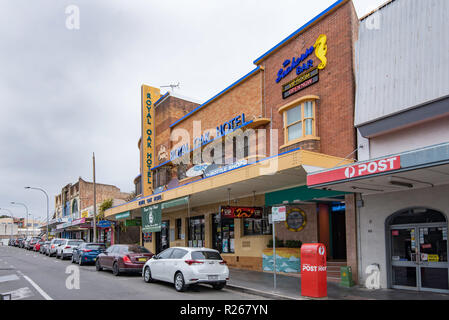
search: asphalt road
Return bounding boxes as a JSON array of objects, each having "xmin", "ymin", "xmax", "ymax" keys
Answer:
[{"xmin": 0, "ymin": 245, "xmax": 267, "ymax": 300}]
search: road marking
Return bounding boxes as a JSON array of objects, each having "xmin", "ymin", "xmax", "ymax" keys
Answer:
[
  {"xmin": 2, "ymin": 287, "xmax": 34, "ymax": 300},
  {"xmin": 16, "ymin": 271, "xmax": 53, "ymax": 300},
  {"xmin": 0, "ymin": 274, "xmax": 20, "ymax": 283}
]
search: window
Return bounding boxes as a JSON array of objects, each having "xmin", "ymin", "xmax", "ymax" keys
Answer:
[
  {"xmin": 191, "ymin": 251, "xmax": 223, "ymax": 261},
  {"xmin": 176, "ymin": 218, "xmax": 182, "ymax": 240},
  {"xmin": 177, "ymin": 164, "xmax": 187, "ymax": 180},
  {"xmin": 158, "ymin": 248, "xmax": 174, "ymax": 259},
  {"xmin": 171, "ymin": 248, "xmax": 188, "ymax": 259},
  {"xmin": 281, "ymin": 97, "xmax": 318, "ymax": 144},
  {"xmin": 243, "ymin": 209, "xmax": 272, "ymax": 236}
]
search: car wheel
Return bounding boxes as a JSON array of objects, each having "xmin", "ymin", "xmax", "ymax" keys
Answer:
[
  {"xmin": 112, "ymin": 262, "xmax": 120, "ymax": 276},
  {"xmin": 174, "ymin": 272, "xmax": 187, "ymax": 292},
  {"xmin": 61, "ymin": 254, "xmax": 64, "ymax": 260},
  {"xmin": 212, "ymin": 283, "xmax": 226, "ymax": 290},
  {"xmin": 95, "ymin": 259, "xmax": 103, "ymax": 271},
  {"xmin": 143, "ymin": 267, "xmax": 154, "ymax": 283}
]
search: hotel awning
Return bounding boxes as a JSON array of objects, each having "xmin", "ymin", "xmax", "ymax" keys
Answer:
[
  {"xmin": 105, "ymin": 149, "xmax": 353, "ymax": 218},
  {"xmin": 307, "ymin": 143, "xmax": 449, "ymax": 195}
]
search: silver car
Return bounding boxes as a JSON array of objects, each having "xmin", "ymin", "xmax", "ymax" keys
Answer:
[
  {"xmin": 40, "ymin": 241, "xmax": 50, "ymax": 254},
  {"xmin": 56, "ymin": 239, "xmax": 84, "ymax": 260},
  {"xmin": 47, "ymin": 238, "xmax": 65, "ymax": 257}
]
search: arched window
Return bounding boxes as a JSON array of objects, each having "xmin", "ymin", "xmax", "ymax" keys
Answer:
[
  {"xmin": 389, "ymin": 208, "xmax": 446, "ymax": 225},
  {"xmin": 72, "ymin": 200, "xmax": 79, "ymax": 216}
]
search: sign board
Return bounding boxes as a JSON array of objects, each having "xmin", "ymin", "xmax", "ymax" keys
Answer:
[
  {"xmin": 141, "ymin": 204, "xmax": 162, "ymax": 233},
  {"xmin": 97, "ymin": 220, "xmax": 112, "ymax": 228},
  {"xmin": 116, "ymin": 212, "xmax": 131, "ymax": 220},
  {"xmin": 220, "ymin": 206, "xmax": 263, "ymax": 219},
  {"xmin": 124, "ymin": 219, "xmax": 141, "ymax": 227},
  {"xmin": 186, "ymin": 164, "xmax": 210, "ymax": 178},
  {"xmin": 141, "ymin": 85, "xmax": 161, "ymax": 197},
  {"xmin": 272, "ymin": 206, "xmax": 286, "ymax": 222},
  {"xmin": 307, "ymin": 156, "xmax": 401, "ymax": 186}
]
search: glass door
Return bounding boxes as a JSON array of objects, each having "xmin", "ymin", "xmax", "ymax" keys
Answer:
[
  {"xmin": 390, "ymin": 227, "xmax": 418, "ymax": 290},
  {"xmin": 418, "ymin": 226, "xmax": 448, "ymax": 292},
  {"xmin": 390, "ymin": 224, "xmax": 449, "ymax": 292}
]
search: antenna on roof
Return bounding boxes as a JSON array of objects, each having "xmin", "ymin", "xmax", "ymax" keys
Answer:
[{"xmin": 161, "ymin": 82, "xmax": 180, "ymax": 93}]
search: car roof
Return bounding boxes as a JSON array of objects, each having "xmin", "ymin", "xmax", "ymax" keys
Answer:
[{"xmin": 171, "ymin": 247, "xmax": 219, "ymax": 252}]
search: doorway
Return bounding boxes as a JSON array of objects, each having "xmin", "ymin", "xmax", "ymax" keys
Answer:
[
  {"xmin": 155, "ymin": 220, "xmax": 170, "ymax": 254},
  {"xmin": 330, "ymin": 204, "xmax": 347, "ymax": 260},
  {"xmin": 388, "ymin": 208, "xmax": 449, "ymax": 293}
]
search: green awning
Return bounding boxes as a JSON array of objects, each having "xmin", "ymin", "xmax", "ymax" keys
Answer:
[
  {"xmin": 161, "ymin": 196, "xmax": 189, "ymax": 210},
  {"xmin": 265, "ymin": 186, "xmax": 347, "ymax": 206}
]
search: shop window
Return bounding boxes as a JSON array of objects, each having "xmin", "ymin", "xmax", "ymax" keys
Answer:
[
  {"xmin": 232, "ymin": 136, "xmax": 249, "ymax": 161},
  {"xmin": 188, "ymin": 216, "xmax": 205, "ymax": 248},
  {"xmin": 280, "ymin": 97, "xmax": 318, "ymax": 145},
  {"xmin": 243, "ymin": 209, "xmax": 272, "ymax": 236},
  {"xmin": 176, "ymin": 218, "xmax": 182, "ymax": 240},
  {"xmin": 212, "ymin": 214, "xmax": 235, "ymax": 254}
]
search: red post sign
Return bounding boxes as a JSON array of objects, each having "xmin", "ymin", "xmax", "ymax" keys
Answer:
[{"xmin": 301, "ymin": 243, "xmax": 327, "ymax": 298}]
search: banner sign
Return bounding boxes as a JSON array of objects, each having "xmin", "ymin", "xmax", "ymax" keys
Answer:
[
  {"xmin": 97, "ymin": 220, "xmax": 112, "ymax": 228},
  {"xmin": 142, "ymin": 204, "xmax": 162, "ymax": 233},
  {"xmin": 125, "ymin": 219, "xmax": 141, "ymax": 227},
  {"xmin": 141, "ymin": 85, "xmax": 161, "ymax": 197},
  {"xmin": 282, "ymin": 68, "xmax": 319, "ymax": 99},
  {"xmin": 219, "ymin": 206, "xmax": 263, "ymax": 219},
  {"xmin": 307, "ymin": 156, "xmax": 401, "ymax": 186},
  {"xmin": 116, "ymin": 212, "xmax": 131, "ymax": 220}
]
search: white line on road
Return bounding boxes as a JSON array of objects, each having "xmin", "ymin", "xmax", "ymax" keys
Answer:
[
  {"xmin": 2, "ymin": 287, "xmax": 34, "ymax": 300},
  {"xmin": 16, "ymin": 271, "xmax": 53, "ymax": 300}
]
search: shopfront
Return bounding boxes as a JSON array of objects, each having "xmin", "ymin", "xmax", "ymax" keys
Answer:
[{"xmin": 307, "ymin": 144, "xmax": 449, "ymax": 292}]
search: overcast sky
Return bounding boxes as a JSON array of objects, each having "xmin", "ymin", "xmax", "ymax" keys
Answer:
[{"xmin": 0, "ymin": 0, "xmax": 386, "ymax": 222}]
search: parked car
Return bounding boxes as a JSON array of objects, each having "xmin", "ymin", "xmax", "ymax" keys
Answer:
[
  {"xmin": 8, "ymin": 238, "xmax": 15, "ymax": 246},
  {"xmin": 142, "ymin": 247, "xmax": 229, "ymax": 292},
  {"xmin": 21, "ymin": 237, "xmax": 31, "ymax": 248},
  {"xmin": 27, "ymin": 237, "xmax": 40, "ymax": 250},
  {"xmin": 34, "ymin": 240, "xmax": 45, "ymax": 252},
  {"xmin": 72, "ymin": 243, "xmax": 106, "ymax": 265},
  {"xmin": 95, "ymin": 244, "xmax": 153, "ymax": 276},
  {"xmin": 56, "ymin": 239, "xmax": 84, "ymax": 260},
  {"xmin": 47, "ymin": 238, "xmax": 65, "ymax": 257},
  {"xmin": 40, "ymin": 241, "xmax": 50, "ymax": 254},
  {"xmin": 15, "ymin": 238, "xmax": 23, "ymax": 247}
]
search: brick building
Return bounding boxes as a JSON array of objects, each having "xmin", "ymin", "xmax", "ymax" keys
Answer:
[
  {"xmin": 106, "ymin": 0, "xmax": 360, "ymax": 281},
  {"xmin": 51, "ymin": 177, "xmax": 130, "ymax": 243}
]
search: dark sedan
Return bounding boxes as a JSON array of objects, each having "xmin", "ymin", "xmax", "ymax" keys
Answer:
[
  {"xmin": 95, "ymin": 244, "xmax": 153, "ymax": 276},
  {"xmin": 72, "ymin": 243, "xmax": 106, "ymax": 265}
]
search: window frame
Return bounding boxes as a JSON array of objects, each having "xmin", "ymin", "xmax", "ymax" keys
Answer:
[{"xmin": 279, "ymin": 95, "xmax": 319, "ymax": 146}]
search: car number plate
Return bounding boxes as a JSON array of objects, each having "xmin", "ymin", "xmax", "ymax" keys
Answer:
[
  {"xmin": 138, "ymin": 258, "xmax": 147, "ymax": 262},
  {"xmin": 208, "ymin": 275, "xmax": 219, "ymax": 280}
]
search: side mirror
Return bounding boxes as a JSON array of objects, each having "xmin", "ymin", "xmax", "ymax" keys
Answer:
[{"xmin": 152, "ymin": 255, "xmax": 158, "ymax": 260}]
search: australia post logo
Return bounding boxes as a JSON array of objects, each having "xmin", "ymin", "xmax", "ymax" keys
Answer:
[{"xmin": 307, "ymin": 156, "xmax": 401, "ymax": 186}]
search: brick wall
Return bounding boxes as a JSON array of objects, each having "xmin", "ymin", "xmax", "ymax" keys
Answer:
[
  {"xmin": 261, "ymin": 1, "xmax": 358, "ymax": 159},
  {"xmin": 78, "ymin": 177, "xmax": 130, "ymax": 210}
]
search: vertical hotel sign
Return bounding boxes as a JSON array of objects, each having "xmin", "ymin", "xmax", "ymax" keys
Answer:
[{"xmin": 141, "ymin": 85, "xmax": 161, "ymax": 197}]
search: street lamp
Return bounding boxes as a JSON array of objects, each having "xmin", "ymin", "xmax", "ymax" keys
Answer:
[
  {"xmin": 0, "ymin": 208, "xmax": 15, "ymax": 238},
  {"xmin": 11, "ymin": 202, "xmax": 29, "ymax": 237},
  {"xmin": 25, "ymin": 187, "xmax": 49, "ymax": 241}
]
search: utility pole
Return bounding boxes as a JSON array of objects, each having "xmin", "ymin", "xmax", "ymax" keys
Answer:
[{"xmin": 93, "ymin": 152, "xmax": 97, "ymax": 243}]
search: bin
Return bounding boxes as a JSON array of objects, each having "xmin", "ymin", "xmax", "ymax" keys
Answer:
[
  {"xmin": 300, "ymin": 243, "xmax": 327, "ymax": 298},
  {"xmin": 340, "ymin": 266, "xmax": 354, "ymax": 287}
]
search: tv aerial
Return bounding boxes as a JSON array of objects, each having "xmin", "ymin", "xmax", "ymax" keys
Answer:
[{"xmin": 161, "ymin": 82, "xmax": 180, "ymax": 93}]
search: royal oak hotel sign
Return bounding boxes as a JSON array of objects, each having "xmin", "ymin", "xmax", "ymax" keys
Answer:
[
  {"xmin": 277, "ymin": 34, "xmax": 328, "ymax": 99},
  {"xmin": 141, "ymin": 85, "xmax": 161, "ymax": 197}
]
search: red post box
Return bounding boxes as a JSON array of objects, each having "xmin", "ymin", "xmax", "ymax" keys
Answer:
[{"xmin": 301, "ymin": 243, "xmax": 327, "ymax": 298}]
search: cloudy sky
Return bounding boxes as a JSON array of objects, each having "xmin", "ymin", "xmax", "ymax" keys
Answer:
[{"xmin": 0, "ymin": 0, "xmax": 386, "ymax": 222}]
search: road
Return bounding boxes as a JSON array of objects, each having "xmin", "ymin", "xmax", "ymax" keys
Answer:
[{"xmin": 0, "ymin": 246, "xmax": 267, "ymax": 300}]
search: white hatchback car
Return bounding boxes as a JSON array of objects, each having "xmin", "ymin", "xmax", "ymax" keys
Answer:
[
  {"xmin": 56, "ymin": 239, "xmax": 84, "ymax": 260},
  {"xmin": 142, "ymin": 247, "xmax": 229, "ymax": 292}
]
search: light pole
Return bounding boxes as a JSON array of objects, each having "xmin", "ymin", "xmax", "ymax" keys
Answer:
[
  {"xmin": 11, "ymin": 202, "xmax": 29, "ymax": 237},
  {"xmin": 25, "ymin": 187, "xmax": 49, "ymax": 241},
  {"xmin": 0, "ymin": 208, "xmax": 15, "ymax": 238}
]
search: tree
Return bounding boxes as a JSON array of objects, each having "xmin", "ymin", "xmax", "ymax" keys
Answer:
[{"xmin": 97, "ymin": 198, "xmax": 113, "ymax": 222}]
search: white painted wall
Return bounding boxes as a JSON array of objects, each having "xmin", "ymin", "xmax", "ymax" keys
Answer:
[
  {"xmin": 358, "ymin": 184, "xmax": 449, "ymax": 289},
  {"xmin": 369, "ymin": 115, "xmax": 449, "ymax": 159}
]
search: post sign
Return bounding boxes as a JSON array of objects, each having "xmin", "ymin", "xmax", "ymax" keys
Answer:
[
  {"xmin": 141, "ymin": 85, "xmax": 161, "ymax": 197},
  {"xmin": 307, "ymin": 156, "xmax": 401, "ymax": 186},
  {"xmin": 272, "ymin": 206, "xmax": 286, "ymax": 222},
  {"xmin": 141, "ymin": 204, "xmax": 161, "ymax": 233}
]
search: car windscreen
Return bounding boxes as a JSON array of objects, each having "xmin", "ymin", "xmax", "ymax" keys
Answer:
[
  {"xmin": 86, "ymin": 244, "xmax": 105, "ymax": 250},
  {"xmin": 191, "ymin": 251, "xmax": 223, "ymax": 260},
  {"xmin": 125, "ymin": 246, "xmax": 150, "ymax": 253},
  {"xmin": 55, "ymin": 240, "xmax": 64, "ymax": 244}
]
